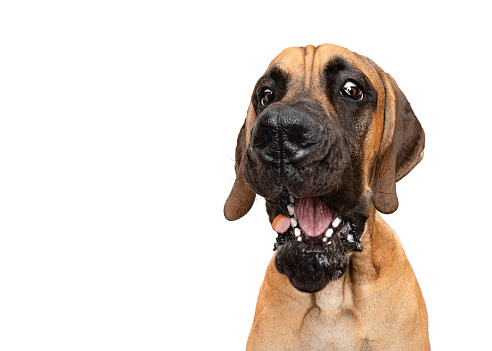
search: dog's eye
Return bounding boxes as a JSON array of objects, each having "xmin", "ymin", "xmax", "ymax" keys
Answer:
[
  {"xmin": 340, "ymin": 81, "xmax": 364, "ymax": 101},
  {"xmin": 261, "ymin": 89, "xmax": 275, "ymax": 106}
]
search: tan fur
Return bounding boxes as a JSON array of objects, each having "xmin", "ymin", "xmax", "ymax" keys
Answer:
[
  {"xmin": 247, "ymin": 210, "xmax": 429, "ymax": 350},
  {"xmin": 227, "ymin": 44, "xmax": 429, "ymax": 349}
]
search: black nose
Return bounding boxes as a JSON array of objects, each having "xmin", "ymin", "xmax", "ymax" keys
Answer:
[{"xmin": 251, "ymin": 105, "xmax": 323, "ymax": 165}]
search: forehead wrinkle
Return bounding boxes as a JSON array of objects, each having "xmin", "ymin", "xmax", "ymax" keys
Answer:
[
  {"xmin": 268, "ymin": 45, "xmax": 325, "ymax": 97},
  {"xmin": 303, "ymin": 45, "xmax": 317, "ymax": 91}
]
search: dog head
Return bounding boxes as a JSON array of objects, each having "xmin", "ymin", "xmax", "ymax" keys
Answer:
[{"xmin": 224, "ymin": 44, "xmax": 424, "ymax": 293}]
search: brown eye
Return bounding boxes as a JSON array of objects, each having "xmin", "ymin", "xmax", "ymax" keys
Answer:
[
  {"xmin": 340, "ymin": 81, "xmax": 364, "ymax": 100},
  {"xmin": 261, "ymin": 89, "xmax": 275, "ymax": 106}
]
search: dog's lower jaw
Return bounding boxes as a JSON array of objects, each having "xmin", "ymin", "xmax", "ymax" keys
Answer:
[
  {"xmin": 271, "ymin": 190, "xmax": 367, "ymax": 293},
  {"xmin": 275, "ymin": 241, "xmax": 349, "ymax": 293},
  {"xmin": 273, "ymin": 204, "xmax": 374, "ymax": 294}
]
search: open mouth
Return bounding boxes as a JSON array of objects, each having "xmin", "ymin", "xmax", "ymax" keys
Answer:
[{"xmin": 272, "ymin": 190, "xmax": 364, "ymax": 253}]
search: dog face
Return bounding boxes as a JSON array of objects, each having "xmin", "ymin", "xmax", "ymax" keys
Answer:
[{"xmin": 224, "ymin": 44, "xmax": 424, "ymax": 293}]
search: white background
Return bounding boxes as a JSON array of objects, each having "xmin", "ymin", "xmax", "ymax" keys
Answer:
[{"xmin": 1, "ymin": 1, "xmax": 491, "ymax": 350}]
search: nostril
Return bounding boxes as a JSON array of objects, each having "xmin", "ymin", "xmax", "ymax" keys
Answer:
[
  {"xmin": 252, "ymin": 128, "xmax": 273, "ymax": 149},
  {"xmin": 288, "ymin": 127, "xmax": 318, "ymax": 149}
]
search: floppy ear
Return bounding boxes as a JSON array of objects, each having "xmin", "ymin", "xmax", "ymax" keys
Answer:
[
  {"xmin": 224, "ymin": 121, "xmax": 256, "ymax": 221},
  {"xmin": 372, "ymin": 69, "xmax": 425, "ymax": 214}
]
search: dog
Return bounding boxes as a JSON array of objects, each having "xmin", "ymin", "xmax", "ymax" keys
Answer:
[{"xmin": 224, "ymin": 44, "xmax": 430, "ymax": 350}]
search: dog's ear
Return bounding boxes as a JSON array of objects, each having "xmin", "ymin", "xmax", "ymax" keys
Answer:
[
  {"xmin": 372, "ymin": 68, "xmax": 425, "ymax": 214},
  {"xmin": 224, "ymin": 121, "xmax": 256, "ymax": 221}
]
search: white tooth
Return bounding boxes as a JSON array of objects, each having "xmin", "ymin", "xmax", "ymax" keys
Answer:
[
  {"xmin": 290, "ymin": 218, "xmax": 297, "ymax": 228},
  {"xmin": 289, "ymin": 195, "xmax": 295, "ymax": 204},
  {"xmin": 297, "ymin": 236, "xmax": 302, "ymax": 242},
  {"xmin": 287, "ymin": 204, "xmax": 295, "ymax": 216},
  {"xmin": 325, "ymin": 228, "xmax": 333, "ymax": 237},
  {"xmin": 347, "ymin": 234, "xmax": 355, "ymax": 243},
  {"xmin": 332, "ymin": 217, "xmax": 341, "ymax": 228},
  {"xmin": 294, "ymin": 228, "xmax": 302, "ymax": 237},
  {"xmin": 327, "ymin": 241, "xmax": 332, "ymax": 245},
  {"xmin": 322, "ymin": 237, "xmax": 328, "ymax": 243}
]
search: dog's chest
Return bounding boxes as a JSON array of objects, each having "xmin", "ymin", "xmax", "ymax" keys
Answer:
[
  {"xmin": 247, "ymin": 306, "xmax": 371, "ymax": 351},
  {"xmin": 296, "ymin": 305, "xmax": 366, "ymax": 351},
  {"xmin": 248, "ymin": 281, "xmax": 373, "ymax": 351},
  {"xmin": 295, "ymin": 277, "xmax": 368, "ymax": 350}
]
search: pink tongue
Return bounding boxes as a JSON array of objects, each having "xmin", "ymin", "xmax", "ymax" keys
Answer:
[{"xmin": 295, "ymin": 197, "xmax": 335, "ymax": 237}]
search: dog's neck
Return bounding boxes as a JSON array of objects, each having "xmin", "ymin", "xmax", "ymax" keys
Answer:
[
  {"xmin": 316, "ymin": 208, "xmax": 409, "ymax": 311},
  {"xmin": 313, "ymin": 207, "xmax": 379, "ymax": 312}
]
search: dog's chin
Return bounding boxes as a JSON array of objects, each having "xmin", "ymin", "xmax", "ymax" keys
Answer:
[{"xmin": 275, "ymin": 241, "xmax": 348, "ymax": 293}]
